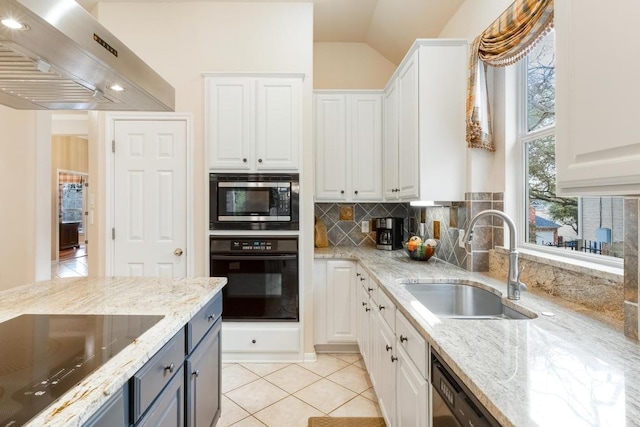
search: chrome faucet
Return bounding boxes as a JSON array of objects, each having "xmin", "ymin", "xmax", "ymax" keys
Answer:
[{"xmin": 465, "ymin": 209, "xmax": 524, "ymax": 300}]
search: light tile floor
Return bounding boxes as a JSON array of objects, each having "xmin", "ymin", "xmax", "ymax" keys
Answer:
[
  {"xmin": 51, "ymin": 246, "xmax": 88, "ymax": 278},
  {"xmin": 220, "ymin": 353, "xmax": 382, "ymax": 427}
]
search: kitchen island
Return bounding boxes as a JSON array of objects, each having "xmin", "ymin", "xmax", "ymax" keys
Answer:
[
  {"xmin": 0, "ymin": 276, "xmax": 226, "ymax": 426},
  {"xmin": 316, "ymin": 247, "xmax": 640, "ymax": 427}
]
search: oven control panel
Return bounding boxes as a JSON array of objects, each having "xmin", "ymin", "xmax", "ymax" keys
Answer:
[{"xmin": 231, "ymin": 240, "xmax": 274, "ymax": 251}]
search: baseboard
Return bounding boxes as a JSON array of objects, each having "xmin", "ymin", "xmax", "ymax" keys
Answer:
[
  {"xmin": 303, "ymin": 352, "xmax": 317, "ymax": 363},
  {"xmin": 314, "ymin": 343, "xmax": 360, "ymax": 353}
]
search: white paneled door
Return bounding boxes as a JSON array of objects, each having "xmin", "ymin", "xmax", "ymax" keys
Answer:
[{"xmin": 113, "ymin": 119, "xmax": 188, "ymax": 277}]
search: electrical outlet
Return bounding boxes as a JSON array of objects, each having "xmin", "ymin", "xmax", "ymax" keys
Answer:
[
  {"xmin": 433, "ymin": 220, "xmax": 440, "ymax": 240},
  {"xmin": 458, "ymin": 229, "xmax": 465, "ymax": 248},
  {"xmin": 361, "ymin": 220, "xmax": 370, "ymax": 233}
]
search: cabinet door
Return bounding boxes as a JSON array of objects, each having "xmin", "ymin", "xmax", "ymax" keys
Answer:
[
  {"xmin": 356, "ymin": 280, "xmax": 372, "ymax": 369},
  {"xmin": 186, "ymin": 317, "xmax": 221, "ymax": 427},
  {"xmin": 326, "ymin": 260, "xmax": 357, "ymax": 343},
  {"xmin": 397, "ymin": 52, "xmax": 420, "ymax": 200},
  {"xmin": 383, "ymin": 81, "xmax": 400, "ymax": 200},
  {"xmin": 396, "ymin": 346, "xmax": 428, "ymax": 427},
  {"xmin": 315, "ymin": 94, "xmax": 348, "ymax": 200},
  {"xmin": 555, "ymin": 0, "xmax": 640, "ymax": 195},
  {"xmin": 206, "ymin": 78, "xmax": 252, "ymax": 171},
  {"xmin": 136, "ymin": 365, "xmax": 185, "ymax": 427},
  {"xmin": 373, "ymin": 311, "xmax": 396, "ymax": 427},
  {"xmin": 255, "ymin": 78, "xmax": 301, "ymax": 171},
  {"xmin": 350, "ymin": 94, "xmax": 383, "ymax": 201},
  {"xmin": 83, "ymin": 386, "xmax": 127, "ymax": 427}
]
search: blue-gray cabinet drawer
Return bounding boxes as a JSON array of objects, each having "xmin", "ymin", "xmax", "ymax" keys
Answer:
[
  {"xmin": 131, "ymin": 330, "xmax": 186, "ymax": 422},
  {"xmin": 187, "ymin": 293, "xmax": 222, "ymax": 353}
]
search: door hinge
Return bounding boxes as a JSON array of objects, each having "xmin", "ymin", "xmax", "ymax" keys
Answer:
[
  {"xmin": 84, "ymin": 240, "xmax": 88, "ymax": 245},
  {"xmin": 112, "ymin": 140, "xmax": 115, "ymax": 153},
  {"xmin": 84, "ymin": 181, "xmax": 89, "ymax": 187},
  {"xmin": 112, "ymin": 228, "xmax": 115, "ymax": 240}
]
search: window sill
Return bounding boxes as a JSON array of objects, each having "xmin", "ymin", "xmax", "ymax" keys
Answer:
[{"xmin": 493, "ymin": 246, "xmax": 623, "ymax": 283}]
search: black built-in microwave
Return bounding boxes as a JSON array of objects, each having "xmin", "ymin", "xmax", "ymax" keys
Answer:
[{"xmin": 209, "ymin": 173, "xmax": 299, "ymax": 230}]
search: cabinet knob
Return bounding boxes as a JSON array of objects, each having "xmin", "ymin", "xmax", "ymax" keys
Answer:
[
  {"xmin": 243, "ymin": 158, "xmax": 247, "ymax": 163},
  {"xmin": 365, "ymin": 308, "xmax": 370, "ymax": 312},
  {"xmin": 354, "ymin": 190, "xmax": 358, "ymax": 195},
  {"xmin": 367, "ymin": 287, "xmax": 373, "ymax": 292},
  {"xmin": 192, "ymin": 370, "xmax": 200, "ymax": 377},
  {"xmin": 356, "ymin": 273, "xmax": 361, "ymax": 277},
  {"xmin": 400, "ymin": 335, "xmax": 408, "ymax": 343},
  {"xmin": 258, "ymin": 158, "xmax": 263, "ymax": 163},
  {"xmin": 362, "ymin": 301, "xmax": 367, "ymax": 306},
  {"xmin": 208, "ymin": 314, "xmax": 215, "ymax": 322},
  {"xmin": 391, "ymin": 355, "xmax": 398, "ymax": 363},
  {"xmin": 340, "ymin": 190, "xmax": 345, "ymax": 194},
  {"xmin": 385, "ymin": 344, "xmax": 392, "ymax": 352},
  {"xmin": 379, "ymin": 305, "xmax": 385, "ymax": 311},
  {"xmin": 174, "ymin": 248, "xmax": 183, "ymax": 256},
  {"xmin": 360, "ymin": 277, "xmax": 365, "ymax": 281},
  {"xmin": 251, "ymin": 339, "xmax": 256, "ymax": 344},
  {"xmin": 164, "ymin": 363, "xmax": 175, "ymax": 374}
]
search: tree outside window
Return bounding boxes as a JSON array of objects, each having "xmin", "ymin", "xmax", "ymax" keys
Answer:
[{"xmin": 523, "ymin": 31, "xmax": 623, "ymax": 259}]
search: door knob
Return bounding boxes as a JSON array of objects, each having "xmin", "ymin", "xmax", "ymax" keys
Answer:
[{"xmin": 174, "ymin": 248, "xmax": 183, "ymax": 256}]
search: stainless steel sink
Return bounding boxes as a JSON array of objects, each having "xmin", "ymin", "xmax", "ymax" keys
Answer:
[{"xmin": 399, "ymin": 282, "xmax": 535, "ymax": 320}]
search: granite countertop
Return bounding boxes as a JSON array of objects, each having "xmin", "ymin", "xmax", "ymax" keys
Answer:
[
  {"xmin": 315, "ymin": 247, "xmax": 639, "ymax": 427},
  {"xmin": 0, "ymin": 276, "xmax": 227, "ymax": 427}
]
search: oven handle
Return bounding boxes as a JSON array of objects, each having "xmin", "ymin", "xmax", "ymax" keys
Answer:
[{"xmin": 210, "ymin": 254, "xmax": 297, "ymax": 262}]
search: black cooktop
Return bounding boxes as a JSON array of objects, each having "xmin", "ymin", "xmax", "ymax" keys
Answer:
[{"xmin": 0, "ymin": 314, "xmax": 164, "ymax": 427}]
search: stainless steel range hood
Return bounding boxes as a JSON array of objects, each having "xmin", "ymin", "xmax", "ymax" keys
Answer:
[{"xmin": 0, "ymin": 0, "xmax": 174, "ymax": 111}]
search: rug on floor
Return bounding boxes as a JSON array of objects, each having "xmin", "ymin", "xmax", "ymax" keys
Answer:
[{"xmin": 307, "ymin": 417, "xmax": 386, "ymax": 427}]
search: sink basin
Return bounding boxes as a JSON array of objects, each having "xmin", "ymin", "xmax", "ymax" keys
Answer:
[{"xmin": 399, "ymin": 282, "xmax": 535, "ymax": 320}]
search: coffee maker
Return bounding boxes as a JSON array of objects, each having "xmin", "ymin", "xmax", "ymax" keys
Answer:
[{"xmin": 375, "ymin": 217, "xmax": 404, "ymax": 250}]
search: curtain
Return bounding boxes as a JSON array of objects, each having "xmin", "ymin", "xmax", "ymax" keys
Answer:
[{"xmin": 466, "ymin": 0, "xmax": 554, "ymax": 151}]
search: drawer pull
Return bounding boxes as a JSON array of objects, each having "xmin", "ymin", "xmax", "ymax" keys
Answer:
[
  {"xmin": 379, "ymin": 305, "xmax": 385, "ymax": 311},
  {"xmin": 252, "ymin": 339, "xmax": 256, "ymax": 344},
  {"xmin": 164, "ymin": 363, "xmax": 175, "ymax": 374},
  {"xmin": 192, "ymin": 370, "xmax": 200, "ymax": 377},
  {"xmin": 391, "ymin": 355, "xmax": 398, "ymax": 363},
  {"xmin": 385, "ymin": 344, "xmax": 392, "ymax": 352},
  {"xmin": 400, "ymin": 335, "xmax": 408, "ymax": 343}
]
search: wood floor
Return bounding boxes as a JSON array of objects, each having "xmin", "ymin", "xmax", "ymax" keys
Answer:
[{"xmin": 52, "ymin": 245, "xmax": 88, "ymax": 278}]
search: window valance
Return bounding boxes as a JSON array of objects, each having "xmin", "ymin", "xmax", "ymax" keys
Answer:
[{"xmin": 467, "ymin": 0, "xmax": 554, "ymax": 151}]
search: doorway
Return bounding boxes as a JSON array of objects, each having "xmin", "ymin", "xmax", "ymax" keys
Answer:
[{"xmin": 54, "ymin": 170, "xmax": 89, "ymax": 277}]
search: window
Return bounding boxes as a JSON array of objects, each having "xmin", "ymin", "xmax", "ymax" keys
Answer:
[{"xmin": 521, "ymin": 31, "xmax": 623, "ymax": 260}]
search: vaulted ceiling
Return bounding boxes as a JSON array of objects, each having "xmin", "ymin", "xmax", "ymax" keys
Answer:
[{"xmin": 76, "ymin": 0, "xmax": 465, "ymax": 65}]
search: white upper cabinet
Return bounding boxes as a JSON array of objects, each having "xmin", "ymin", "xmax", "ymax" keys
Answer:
[
  {"xmin": 555, "ymin": 0, "xmax": 640, "ymax": 195},
  {"xmin": 315, "ymin": 91, "xmax": 383, "ymax": 201},
  {"xmin": 314, "ymin": 93, "xmax": 348, "ymax": 200},
  {"xmin": 383, "ymin": 39, "xmax": 467, "ymax": 202},
  {"xmin": 383, "ymin": 81, "xmax": 400, "ymax": 200},
  {"xmin": 206, "ymin": 74, "xmax": 302, "ymax": 172}
]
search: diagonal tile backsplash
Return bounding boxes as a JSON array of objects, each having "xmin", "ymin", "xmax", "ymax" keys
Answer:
[{"xmin": 315, "ymin": 203, "xmax": 409, "ymax": 247}]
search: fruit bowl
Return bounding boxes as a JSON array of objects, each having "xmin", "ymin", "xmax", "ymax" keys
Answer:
[{"xmin": 403, "ymin": 241, "xmax": 436, "ymax": 261}]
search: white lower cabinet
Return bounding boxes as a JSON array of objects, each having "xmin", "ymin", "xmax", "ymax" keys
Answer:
[
  {"xmin": 355, "ymin": 269, "xmax": 430, "ymax": 427},
  {"xmin": 373, "ymin": 310, "xmax": 397, "ymax": 427},
  {"xmin": 314, "ymin": 259, "xmax": 358, "ymax": 347},
  {"xmin": 396, "ymin": 344, "xmax": 429, "ymax": 427}
]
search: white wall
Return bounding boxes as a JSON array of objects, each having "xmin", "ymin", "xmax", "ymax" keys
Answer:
[
  {"xmin": 438, "ymin": 0, "xmax": 513, "ymax": 194},
  {"xmin": 314, "ymin": 42, "xmax": 397, "ymax": 89},
  {"xmin": 94, "ymin": 1, "xmax": 315, "ymax": 355}
]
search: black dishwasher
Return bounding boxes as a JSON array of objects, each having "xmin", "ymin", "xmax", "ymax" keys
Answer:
[{"xmin": 431, "ymin": 351, "xmax": 501, "ymax": 427}]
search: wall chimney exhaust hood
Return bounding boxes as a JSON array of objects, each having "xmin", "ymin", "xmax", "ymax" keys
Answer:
[{"xmin": 0, "ymin": 0, "xmax": 175, "ymax": 111}]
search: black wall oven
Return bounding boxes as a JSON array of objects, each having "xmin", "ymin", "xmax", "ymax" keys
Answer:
[
  {"xmin": 210, "ymin": 236, "xmax": 299, "ymax": 322},
  {"xmin": 209, "ymin": 173, "xmax": 299, "ymax": 230}
]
